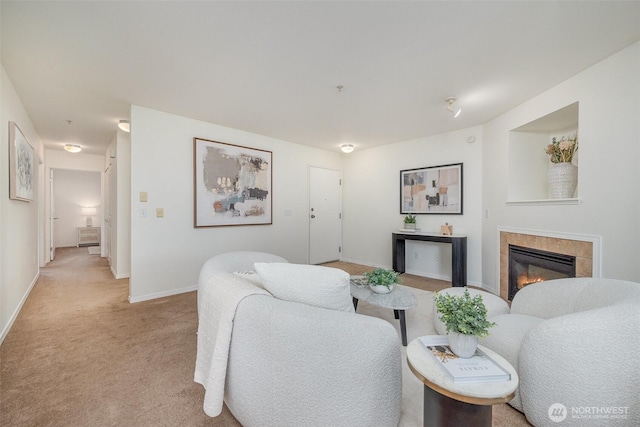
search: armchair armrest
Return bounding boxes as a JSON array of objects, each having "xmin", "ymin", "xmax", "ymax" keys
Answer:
[{"xmin": 518, "ymin": 303, "xmax": 640, "ymax": 427}]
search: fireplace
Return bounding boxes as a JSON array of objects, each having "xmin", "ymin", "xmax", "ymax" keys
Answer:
[{"xmin": 508, "ymin": 245, "xmax": 576, "ymax": 300}]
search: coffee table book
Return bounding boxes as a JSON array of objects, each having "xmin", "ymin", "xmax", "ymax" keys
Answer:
[{"xmin": 418, "ymin": 335, "xmax": 511, "ymax": 383}]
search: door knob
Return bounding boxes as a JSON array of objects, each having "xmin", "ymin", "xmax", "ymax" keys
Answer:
[{"xmin": 311, "ymin": 215, "xmax": 316, "ymax": 218}]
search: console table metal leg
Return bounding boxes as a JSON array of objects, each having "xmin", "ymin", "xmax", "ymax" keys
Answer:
[
  {"xmin": 423, "ymin": 385, "xmax": 491, "ymax": 427},
  {"xmin": 398, "ymin": 310, "xmax": 408, "ymax": 346},
  {"xmin": 352, "ymin": 297, "xmax": 359, "ymax": 310}
]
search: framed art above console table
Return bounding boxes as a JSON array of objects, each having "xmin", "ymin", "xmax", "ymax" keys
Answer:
[{"xmin": 401, "ymin": 163, "xmax": 463, "ymax": 215}]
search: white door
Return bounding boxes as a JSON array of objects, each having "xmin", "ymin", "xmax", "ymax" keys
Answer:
[
  {"xmin": 309, "ymin": 167, "xmax": 342, "ymax": 264},
  {"xmin": 49, "ymin": 169, "xmax": 57, "ymax": 260}
]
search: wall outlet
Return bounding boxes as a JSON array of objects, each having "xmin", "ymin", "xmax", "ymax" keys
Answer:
[
  {"xmin": 414, "ymin": 251, "xmax": 419, "ymax": 259},
  {"xmin": 435, "ymin": 253, "xmax": 441, "ymax": 262},
  {"xmin": 156, "ymin": 208, "xmax": 164, "ymax": 218},
  {"xmin": 140, "ymin": 191, "xmax": 148, "ymax": 202}
]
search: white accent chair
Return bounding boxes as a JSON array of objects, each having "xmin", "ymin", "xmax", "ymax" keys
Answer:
[
  {"xmin": 197, "ymin": 251, "xmax": 402, "ymax": 427},
  {"xmin": 480, "ymin": 278, "xmax": 640, "ymax": 427}
]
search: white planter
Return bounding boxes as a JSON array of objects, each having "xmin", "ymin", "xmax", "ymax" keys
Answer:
[
  {"xmin": 370, "ymin": 283, "xmax": 394, "ymax": 294},
  {"xmin": 547, "ymin": 162, "xmax": 578, "ymax": 199},
  {"xmin": 404, "ymin": 223, "xmax": 416, "ymax": 230},
  {"xmin": 448, "ymin": 332, "xmax": 478, "ymax": 358}
]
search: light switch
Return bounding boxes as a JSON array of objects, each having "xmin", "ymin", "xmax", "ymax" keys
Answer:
[
  {"xmin": 139, "ymin": 208, "xmax": 147, "ymax": 218},
  {"xmin": 140, "ymin": 192, "xmax": 148, "ymax": 202},
  {"xmin": 156, "ymin": 208, "xmax": 164, "ymax": 218}
]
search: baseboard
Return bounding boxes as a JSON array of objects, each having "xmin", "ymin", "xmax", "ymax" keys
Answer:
[
  {"xmin": 110, "ymin": 265, "xmax": 130, "ymax": 280},
  {"xmin": 0, "ymin": 271, "xmax": 40, "ymax": 346},
  {"xmin": 128, "ymin": 285, "xmax": 197, "ymax": 304}
]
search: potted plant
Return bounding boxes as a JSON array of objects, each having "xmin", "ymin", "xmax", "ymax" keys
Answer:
[
  {"xmin": 363, "ymin": 268, "xmax": 401, "ymax": 294},
  {"xmin": 434, "ymin": 288, "xmax": 495, "ymax": 358},
  {"xmin": 403, "ymin": 214, "xmax": 417, "ymax": 230},
  {"xmin": 544, "ymin": 134, "xmax": 579, "ymax": 198}
]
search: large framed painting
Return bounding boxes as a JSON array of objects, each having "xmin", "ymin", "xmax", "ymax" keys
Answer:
[
  {"xmin": 9, "ymin": 121, "xmax": 34, "ymax": 202},
  {"xmin": 400, "ymin": 163, "xmax": 463, "ymax": 215},
  {"xmin": 194, "ymin": 138, "xmax": 272, "ymax": 227}
]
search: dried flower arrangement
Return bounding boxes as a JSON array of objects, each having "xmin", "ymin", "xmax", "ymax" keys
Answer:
[{"xmin": 545, "ymin": 135, "xmax": 578, "ymax": 163}]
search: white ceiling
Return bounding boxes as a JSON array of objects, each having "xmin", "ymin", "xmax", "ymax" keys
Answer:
[{"xmin": 2, "ymin": 1, "xmax": 639, "ymax": 155}]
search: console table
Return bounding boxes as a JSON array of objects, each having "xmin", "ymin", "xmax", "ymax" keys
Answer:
[{"xmin": 392, "ymin": 232, "xmax": 467, "ymax": 287}]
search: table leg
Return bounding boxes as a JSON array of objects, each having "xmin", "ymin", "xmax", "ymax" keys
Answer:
[
  {"xmin": 392, "ymin": 235, "xmax": 406, "ymax": 273},
  {"xmin": 352, "ymin": 297, "xmax": 359, "ymax": 311},
  {"xmin": 398, "ymin": 310, "xmax": 408, "ymax": 346},
  {"xmin": 423, "ymin": 385, "xmax": 491, "ymax": 427}
]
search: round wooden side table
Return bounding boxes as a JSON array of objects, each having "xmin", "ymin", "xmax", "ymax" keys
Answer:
[{"xmin": 406, "ymin": 338, "xmax": 519, "ymax": 427}]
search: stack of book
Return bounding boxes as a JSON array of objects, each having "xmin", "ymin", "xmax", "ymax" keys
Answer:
[{"xmin": 418, "ymin": 335, "xmax": 511, "ymax": 383}]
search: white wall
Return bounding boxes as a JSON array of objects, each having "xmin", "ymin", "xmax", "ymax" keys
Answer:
[
  {"xmin": 342, "ymin": 127, "xmax": 484, "ymax": 286},
  {"xmin": 53, "ymin": 169, "xmax": 101, "ymax": 247},
  {"xmin": 0, "ymin": 66, "xmax": 43, "ymax": 344},
  {"xmin": 482, "ymin": 42, "xmax": 640, "ymax": 291},
  {"xmin": 129, "ymin": 106, "xmax": 343, "ymax": 302}
]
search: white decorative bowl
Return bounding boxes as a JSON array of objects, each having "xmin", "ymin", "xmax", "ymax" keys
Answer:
[{"xmin": 370, "ymin": 284, "xmax": 394, "ymax": 294}]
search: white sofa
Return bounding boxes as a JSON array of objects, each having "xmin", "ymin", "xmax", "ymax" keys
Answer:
[
  {"xmin": 480, "ymin": 278, "xmax": 640, "ymax": 427},
  {"xmin": 196, "ymin": 252, "xmax": 402, "ymax": 427}
]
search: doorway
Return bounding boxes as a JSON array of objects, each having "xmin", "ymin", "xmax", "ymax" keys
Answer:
[
  {"xmin": 309, "ymin": 166, "xmax": 342, "ymax": 264},
  {"xmin": 50, "ymin": 168, "xmax": 101, "ymax": 255}
]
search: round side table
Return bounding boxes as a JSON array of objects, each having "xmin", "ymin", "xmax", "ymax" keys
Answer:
[{"xmin": 406, "ymin": 338, "xmax": 519, "ymax": 427}]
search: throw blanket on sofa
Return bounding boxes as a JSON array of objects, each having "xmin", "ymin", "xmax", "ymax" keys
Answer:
[{"xmin": 194, "ymin": 272, "xmax": 269, "ymax": 417}]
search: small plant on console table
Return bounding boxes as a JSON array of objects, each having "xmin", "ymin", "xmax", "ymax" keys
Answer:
[
  {"xmin": 434, "ymin": 288, "xmax": 495, "ymax": 358},
  {"xmin": 363, "ymin": 268, "xmax": 401, "ymax": 294},
  {"xmin": 403, "ymin": 214, "xmax": 417, "ymax": 230}
]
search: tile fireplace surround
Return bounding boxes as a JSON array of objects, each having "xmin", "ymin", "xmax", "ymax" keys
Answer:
[{"xmin": 499, "ymin": 229, "xmax": 599, "ymax": 301}]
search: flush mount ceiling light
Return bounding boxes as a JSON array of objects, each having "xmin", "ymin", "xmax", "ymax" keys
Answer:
[
  {"xmin": 445, "ymin": 97, "xmax": 462, "ymax": 118},
  {"xmin": 341, "ymin": 144, "xmax": 354, "ymax": 153},
  {"xmin": 64, "ymin": 144, "xmax": 82, "ymax": 153},
  {"xmin": 118, "ymin": 120, "xmax": 130, "ymax": 132}
]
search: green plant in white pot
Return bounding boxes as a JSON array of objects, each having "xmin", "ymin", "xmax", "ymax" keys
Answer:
[
  {"xmin": 403, "ymin": 214, "xmax": 417, "ymax": 230},
  {"xmin": 363, "ymin": 268, "xmax": 401, "ymax": 294},
  {"xmin": 434, "ymin": 288, "xmax": 495, "ymax": 358}
]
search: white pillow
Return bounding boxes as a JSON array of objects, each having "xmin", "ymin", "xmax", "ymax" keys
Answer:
[{"xmin": 254, "ymin": 262, "xmax": 354, "ymax": 313}]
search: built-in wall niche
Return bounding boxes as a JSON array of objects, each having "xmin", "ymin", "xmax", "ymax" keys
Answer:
[{"xmin": 507, "ymin": 102, "xmax": 579, "ymax": 204}]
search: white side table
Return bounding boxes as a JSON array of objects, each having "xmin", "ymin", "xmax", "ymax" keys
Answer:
[
  {"xmin": 407, "ymin": 338, "xmax": 518, "ymax": 427},
  {"xmin": 350, "ymin": 276, "xmax": 417, "ymax": 346}
]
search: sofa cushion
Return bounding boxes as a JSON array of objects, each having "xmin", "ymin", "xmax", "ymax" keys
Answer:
[{"xmin": 254, "ymin": 263, "xmax": 355, "ymax": 313}]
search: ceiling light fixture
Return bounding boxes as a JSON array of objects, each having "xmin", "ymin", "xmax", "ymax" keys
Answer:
[
  {"xmin": 341, "ymin": 144, "xmax": 354, "ymax": 153},
  {"xmin": 64, "ymin": 144, "xmax": 82, "ymax": 153},
  {"xmin": 118, "ymin": 120, "xmax": 130, "ymax": 132},
  {"xmin": 445, "ymin": 97, "xmax": 462, "ymax": 118}
]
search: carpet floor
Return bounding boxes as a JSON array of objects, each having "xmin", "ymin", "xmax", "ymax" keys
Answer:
[{"xmin": 0, "ymin": 249, "xmax": 530, "ymax": 426}]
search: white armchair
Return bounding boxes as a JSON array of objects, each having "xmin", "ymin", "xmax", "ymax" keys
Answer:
[
  {"xmin": 196, "ymin": 251, "xmax": 402, "ymax": 427},
  {"xmin": 480, "ymin": 278, "xmax": 640, "ymax": 426}
]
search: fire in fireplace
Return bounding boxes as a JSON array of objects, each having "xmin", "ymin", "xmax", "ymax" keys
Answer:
[{"xmin": 508, "ymin": 245, "xmax": 576, "ymax": 300}]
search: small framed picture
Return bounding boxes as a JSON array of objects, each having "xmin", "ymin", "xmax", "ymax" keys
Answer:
[
  {"xmin": 9, "ymin": 121, "xmax": 34, "ymax": 202},
  {"xmin": 400, "ymin": 163, "xmax": 463, "ymax": 214}
]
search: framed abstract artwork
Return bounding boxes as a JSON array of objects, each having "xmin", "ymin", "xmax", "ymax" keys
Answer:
[
  {"xmin": 194, "ymin": 138, "xmax": 272, "ymax": 227},
  {"xmin": 9, "ymin": 121, "xmax": 34, "ymax": 202},
  {"xmin": 400, "ymin": 163, "xmax": 463, "ymax": 215}
]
